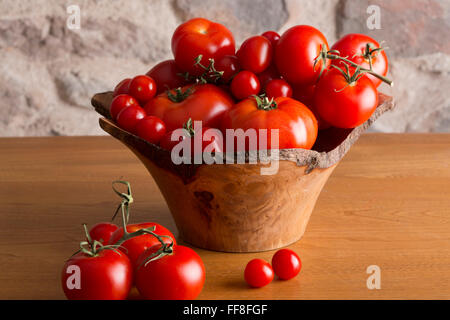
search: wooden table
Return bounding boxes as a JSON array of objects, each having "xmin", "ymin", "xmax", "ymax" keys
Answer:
[{"xmin": 0, "ymin": 134, "xmax": 449, "ymax": 299}]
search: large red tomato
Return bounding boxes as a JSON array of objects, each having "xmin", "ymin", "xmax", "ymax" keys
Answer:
[
  {"xmin": 331, "ymin": 33, "xmax": 388, "ymax": 87},
  {"xmin": 293, "ymin": 84, "xmax": 330, "ymax": 130},
  {"xmin": 171, "ymin": 18, "xmax": 235, "ymax": 76},
  {"xmin": 146, "ymin": 60, "xmax": 189, "ymax": 94},
  {"xmin": 144, "ymin": 84, "xmax": 234, "ymax": 132},
  {"xmin": 221, "ymin": 96, "xmax": 318, "ymax": 151},
  {"xmin": 275, "ymin": 25, "xmax": 329, "ymax": 86}
]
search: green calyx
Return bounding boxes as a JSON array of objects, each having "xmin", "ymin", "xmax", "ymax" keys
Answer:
[
  {"xmin": 182, "ymin": 118, "xmax": 196, "ymax": 137},
  {"xmin": 72, "ymin": 223, "xmax": 122, "ymax": 258},
  {"xmin": 166, "ymin": 86, "xmax": 194, "ymax": 103},
  {"xmin": 254, "ymin": 94, "xmax": 278, "ymax": 111}
]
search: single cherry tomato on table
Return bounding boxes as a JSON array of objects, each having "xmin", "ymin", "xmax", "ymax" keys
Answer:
[
  {"xmin": 237, "ymin": 35, "xmax": 273, "ymax": 74},
  {"xmin": 88, "ymin": 222, "xmax": 119, "ymax": 245},
  {"xmin": 136, "ymin": 116, "xmax": 166, "ymax": 145},
  {"xmin": 261, "ymin": 30, "xmax": 280, "ymax": 47},
  {"xmin": 110, "ymin": 94, "xmax": 139, "ymax": 121},
  {"xmin": 271, "ymin": 249, "xmax": 302, "ymax": 280},
  {"xmin": 128, "ymin": 75, "xmax": 156, "ymax": 104},
  {"xmin": 265, "ymin": 79, "xmax": 292, "ymax": 98},
  {"xmin": 146, "ymin": 59, "xmax": 189, "ymax": 94},
  {"xmin": 230, "ymin": 70, "xmax": 260, "ymax": 100},
  {"xmin": 214, "ymin": 55, "xmax": 240, "ymax": 83},
  {"xmin": 113, "ymin": 78, "xmax": 131, "ymax": 97},
  {"xmin": 116, "ymin": 105, "xmax": 146, "ymax": 134},
  {"xmin": 244, "ymin": 258, "xmax": 274, "ymax": 288},
  {"xmin": 293, "ymin": 84, "xmax": 331, "ymax": 130}
]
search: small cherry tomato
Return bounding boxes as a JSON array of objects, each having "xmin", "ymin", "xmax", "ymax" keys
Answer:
[
  {"xmin": 110, "ymin": 94, "xmax": 139, "ymax": 121},
  {"xmin": 257, "ymin": 63, "xmax": 280, "ymax": 89},
  {"xmin": 113, "ymin": 78, "xmax": 131, "ymax": 97},
  {"xmin": 271, "ymin": 249, "xmax": 302, "ymax": 280},
  {"xmin": 89, "ymin": 222, "xmax": 119, "ymax": 245},
  {"xmin": 116, "ymin": 105, "xmax": 146, "ymax": 134},
  {"xmin": 265, "ymin": 79, "xmax": 292, "ymax": 98},
  {"xmin": 128, "ymin": 75, "xmax": 157, "ymax": 104},
  {"xmin": 136, "ymin": 116, "xmax": 166, "ymax": 145},
  {"xmin": 215, "ymin": 55, "xmax": 241, "ymax": 83},
  {"xmin": 237, "ymin": 36, "xmax": 273, "ymax": 74},
  {"xmin": 146, "ymin": 59, "xmax": 189, "ymax": 94},
  {"xmin": 244, "ymin": 259, "xmax": 274, "ymax": 288},
  {"xmin": 261, "ymin": 30, "xmax": 281, "ymax": 47},
  {"xmin": 230, "ymin": 71, "xmax": 260, "ymax": 100}
]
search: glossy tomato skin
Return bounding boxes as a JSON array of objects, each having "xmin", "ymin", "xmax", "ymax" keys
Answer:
[
  {"xmin": 261, "ymin": 31, "xmax": 280, "ymax": 47},
  {"xmin": 331, "ymin": 33, "xmax": 388, "ymax": 87},
  {"xmin": 136, "ymin": 116, "xmax": 166, "ymax": 145},
  {"xmin": 116, "ymin": 105, "xmax": 146, "ymax": 134},
  {"xmin": 171, "ymin": 18, "xmax": 235, "ymax": 76},
  {"xmin": 89, "ymin": 222, "xmax": 119, "ymax": 245},
  {"xmin": 113, "ymin": 78, "xmax": 131, "ymax": 97},
  {"xmin": 293, "ymin": 84, "xmax": 331, "ymax": 130},
  {"xmin": 230, "ymin": 71, "xmax": 261, "ymax": 100},
  {"xmin": 314, "ymin": 68, "xmax": 378, "ymax": 128},
  {"xmin": 146, "ymin": 60, "xmax": 189, "ymax": 94},
  {"xmin": 257, "ymin": 63, "xmax": 280, "ymax": 89},
  {"xmin": 108, "ymin": 222, "xmax": 176, "ymax": 269},
  {"xmin": 62, "ymin": 249, "xmax": 132, "ymax": 300},
  {"xmin": 215, "ymin": 55, "xmax": 240, "ymax": 83},
  {"xmin": 244, "ymin": 259, "xmax": 274, "ymax": 288},
  {"xmin": 144, "ymin": 84, "xmax": 234, "ymax": 132},
  {"xmin": 237, "ymin": 36, "xmax": 273, "ymax": 74},
  {"xmin": 265, "ymin": 79, "xmax": 292, "ymax": 98},
  {"xmin": 128, "ymin": 75, "xmax": 156, "ymax": 104},
  {"xmin": 135, "ymin": 244, "xmax": 205, "ymax": 300},
  {"xmin": 275, "ymin": 25, "xmax": 329, "ymax": 86},
  {"xmin": 221, "ymin": 96, "xmax": 318, "ymax": 151},
  {"xmin": 110, "ymin": 94, "xmax": 139, "ymax": 121},
  {"xmin": 271, "ymin": 249, "xmax": 302, "ymax": 280}
]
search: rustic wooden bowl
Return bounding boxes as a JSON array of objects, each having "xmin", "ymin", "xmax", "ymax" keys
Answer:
[{"xmin": 91, "ymin": 92, "xmax": 394, "ymax": 252}]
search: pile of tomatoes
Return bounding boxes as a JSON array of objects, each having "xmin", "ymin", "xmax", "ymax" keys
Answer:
[{"xmin": 109, "ymin": 18, "xmax": 390, "ymax": 152}]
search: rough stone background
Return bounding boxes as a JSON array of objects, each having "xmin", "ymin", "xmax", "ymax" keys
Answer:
[{"xmin": 0, "ymin": 0, "xmax": 448, "ymax": 136}]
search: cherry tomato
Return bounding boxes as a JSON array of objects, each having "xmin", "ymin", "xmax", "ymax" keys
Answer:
[
  {"xmin": 293, "ymin": 84, "xmax": 331, "ymax": 130},
  {"xmin": 271, "ymin": 249, "xmax": 302, "ymax": 280},
  {"xmin": 265, "ymin": 79, "xmax": 292, "ymax": 99},
  {"xmin": 88, "ymin": 222, "xmax": 119, "ymax": 245},
  {"xmin": 135, "ymin": 244, "xmax": 205, "ymax": 300},
  {"xmin": 62, "ymin": 249, "xmax": 132, "ymax": 300},
  {"xmin": 257, "ymin": 63, "xmax": 280, "ymax": 89},
  {"xmin": 244, "ymin": 259, "xmax": 274, "ymax": 288},
  {"xmin": 171, "ymin": 18, "xmax": 235, "ymax": 76},
  {"xmin": 160, "ymin": 129, "xmax": 187, "ymax": 152},
  {"xmin": 314, "ymin": 68, "xmax": 378, "ymax": 128},
  {"xmin": 230, "ymin": 71, "xmax": 260, "ymax": 100},
  {"xmin": 136, "ymin": 116, "xmax": 166, "ymax": 145},
  {"xmin": 146, "ymin": 59, "xmax": 189, "ymax": 94},
  {"xmin": 215, "ymin": 55, "xmax": 240, "ymax": 83},
  {"xmin": 237, "ymin": 36, "xmax": 273, "ymax": 74},
  {"xmin": 113, "ymin": 78, "xmax": 131, "ymax": 97},
  {"xmin": 108, "ymin": 222, "xmax": 176, "ymax": 269},
  {"xmin": 116, "ymin": 105, "xmax": 146, "ymax": 134},
  {"xmin": 128, "ymin": 75, "xmax": 156, "ymax": 104},
  {"xmin": 261, "ymin": 30, "xmax": 280, "ymax": 47},
  {"xmin": 144, "ymin": 84, "xmax": 233, "ymax": 132},
  {"xmin": 275, "ymin": 25, "xmax": 330, "ymax": 86},
  {"xmin": 110, "ymin": 94, "xmax": 139, "ymax": 121}
]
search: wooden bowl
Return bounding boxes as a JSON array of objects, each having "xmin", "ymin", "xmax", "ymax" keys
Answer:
[{"xmin": 91, "ymin": 92, "xmax": 394, "ymax": 252}]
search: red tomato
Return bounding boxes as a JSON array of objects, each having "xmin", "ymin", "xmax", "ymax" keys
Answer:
[
  {"xmin": 113, "ymin": 78, "xmax": 131, "ymax": 97},
  {"xmin": 293, "ymin": 84, "xmax": 331, "ymax": 130},
  {"xmin": 237, "ymin": 36, "xmax": 273, "ymax": 74},
  {"xmin": 314, "ymin": 68, "xmax": 378, "ymax": 128},
  {"xmin": 271, "ymin": 249, "xmax": 302, "ymax": 280},
  {"xmin": 108, "ymin": 222, "xmax": 176, "ymax": 269},
  {"xmin": 230, "ymin": 71, "xmax": 260, "ymax": 100},
  {"xmin": 221, "ymin": 96, "xmax": 318, "ymax": 151},
  {"xmin": 215, "ymin": 55, "xmax": 240, "ymax": 83},
  {"xmin": 265, "ymin": 79, "xmax": 292, "ymax": 98},
  {"xmin": 244, "ymin": 259, "xmax": 274, "ymax": 288},
  {"xmin": 128, "ymin": 75, "xmax": 156, "ymax": 104},
  {"xmin": 331, "ymin": 33, "xmax": 388, "ymax": 87},
  {"xmin": 275, "ymin": 25, "xmax": 329, "ymax": 86},
  {"xmin": 257, "ymin": 63, "xmax": 280, "ymax": 89},
  {"xmin": 171, "ymin": 18, "xmax": 235, "ymax": 76},
  {"xmin": 261, "ymin": 30, "xmax": 280, "ymax": 47},
  {"xmin": 135, "ymin": 244, "xmax": 205, "ymax": 300},
  {"xmin": 116, "ymin": 105, "xmax": 146, "ymax": 134},
  {"xmin": 62, "ymin": 249, "xmax": 132, "ymax": 300},
  {"xmin": 146, "ymin": 59, "xmax": 189, "ymax": 94},
  {"xmin": 88, "ymin": 222, "xmax": 119, "ymax": 245},
  {"xmin": 136, "ymin": 116, "xmax": 166, "ymax": 144},
  {"xmin": 160, "ymin": 129, "xmax": 187, "ymax": 152},
  {"xmin": 144, "ymin": 84, "xmax": 233, "ymax": 132},
  {"xmin": 110, "ymin": 94, "xmax": 139, "ymax": 121}
]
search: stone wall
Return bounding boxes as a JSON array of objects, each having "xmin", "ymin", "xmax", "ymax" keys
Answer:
[{"xmin": 0, "ymin": 0, "xmax": 448, "ymax": 136}]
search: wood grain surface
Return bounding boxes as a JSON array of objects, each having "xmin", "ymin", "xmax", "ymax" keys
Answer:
[{"xmin": 0, "ymin": 134, "xmax": 449, "ymax": 299}]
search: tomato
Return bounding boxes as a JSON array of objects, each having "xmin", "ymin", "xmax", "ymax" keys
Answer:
[
  {"xmin": 146, "ymin": 59, "xmax": 189, "ymax": 94},
  {"xmin": 171, "ymin": 18, "xmax": 235, "ymax": 76},
  {"xmin": 62, "ymin": 248, "xmax": 132, "ymax": 300},
  {"xmin": 108, "ymin": 222, "xmax": 176, "ymax": 269},
  {"xmin": 128, "ymin": 75, "xmax": 156, "ymax": 104},
  {"xmin": 261, "ymin": 30, "xmax": 280, "ymax": 47},
  {"xmin": 244, "ymin": 259, "xmax": 274, "ymax": 288},
  {"xmin": 136, "ymin": 116, "xmax": 166, "ymax": 144},
  {"xmin": 271, "ymin": 249, "xmax": 302, "ymax": 280},
  {"xmin": 237, "ymin": 36, "xmax": 273, "ymax": 74},
  {"xmin": 113, "ymin": 78, "xmax": 131, "ymax": 97},
  {"xmin": 110, "ymin": 94, "xmax": 139, "ymax": 121},
  {"xmin": 116, "ymin": 105, "xmax": 146, "ymax": 134},
  {"xmin": 257, "ymin": 63, "xmax": 280, "ymax": 89},
  {"xmin": 331, "ymin": 34, "xmax": 388, "ymax": 87},
  {"xmin": 144, "ymin": 84, "xmax": 233, "ymax": 132},
  {"xmin": 275, "ymin": 25, "xmax": 329, "ymax": 86},
  {"xmin": 265, "ymin": 79, "xmax": 292, "ymax": 99},
  {"xmin": 89, "ymin": 222, "xmax": 119, "ymax": 245},
  {"xmin": 293, "ymin": 84, "xmax": 330, "ymax": 130},
  {"xmin": 314, "ymin": 68, "xmax": 378, "ymax": 128},
  {"xmin": 221, "ymin": 96, "xmax": 318, "ymax": 151},
  {"xmin": 135, "ymin": 244, "xmax": 205, "ymax": 300},
  {"xmin": 230, "ymin": 71, "xmax": 260, "ymax": 100},
  {"xmin": 160, "ymin": 129, "xmax": 187, "ymax": 152},
  {"xmin": 215, "ymin": 55, "xmax": 240, "ymax": 83}
]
